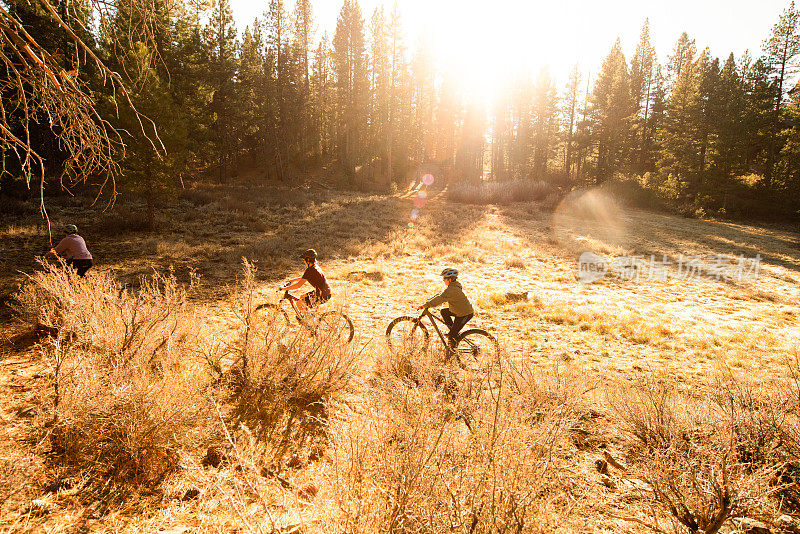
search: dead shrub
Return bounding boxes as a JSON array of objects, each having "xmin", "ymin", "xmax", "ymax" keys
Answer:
[
  {"xmin": 447, "ymin": 179, "xmax": 553, "ymax": 205},
  {"xmin": 13, "ymin": 261, "xmax": 199, "ymax": 369},
  {"xmin": 639, "ymin": 447, "xmax": 775, "ymax": 534},
  {"xmin": 48, "ymin": 349, "xmax": 206, "ymax": 489},
  {"xmin": 713, "ymin": 369, "xmax": 800, "ymax": 513},
  {"xmin": 221, "ymin": 261, "xmax": 360, "ymax": 466},
  {"xmin": 609, "ymin": 377, "xmax": 708, "ymax": 452},
  {"xmin": 12, "ymin": 264, "xmax": 212, "ymax": 498},
  {"xmin": 329, "ymin": 355, "xmax": 577, "ymax": 532},
  {"xmin": 611, "ymin": 376, "xmax": 785, "ymax": 533}
]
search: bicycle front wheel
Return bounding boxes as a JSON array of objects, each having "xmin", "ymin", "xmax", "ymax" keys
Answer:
[
  {"xmin": 252, "ymin": 303, "xmax": 292, "ymax": 332},
  {"xmin": 315, "ymin": 311, "xmax": 355, "ymax": 343},
  {"xmin": 455, "ymin": 329, "xmax": 501, "ymax": 377},
  {"xmin": 385, "ymin": 316, "xmax": 429, "ymax": 354}
]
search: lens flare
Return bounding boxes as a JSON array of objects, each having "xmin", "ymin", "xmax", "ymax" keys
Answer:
[
  {"xmin": 552, "ymin": 189, "xmax": 628, "ymax": 250},
  {"xmin": 413, "ymin": 196, "xmax": 427, "ymax": 208},
  {"xmin": 422, "ymin": 174, "xmax": 434, "ymax": 186},
  {"xmin": 410, "ymin": 208, "xmax": 419, "ymax": 220},
  {"xmin": 417, "ymin": 190, "xmax": 428, "ymax": 199}
]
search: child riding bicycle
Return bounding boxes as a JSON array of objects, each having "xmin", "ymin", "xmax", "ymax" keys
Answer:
[
  {"xmin": 417, "ymin": 267, "xmax": 474, "ymax": 350},
  {"xmin": 279, "ymin": 249, "xmax": 331, "ymax": 325}
]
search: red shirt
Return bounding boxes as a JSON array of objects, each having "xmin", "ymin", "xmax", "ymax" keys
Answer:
[{"xmin": 302, "ymin": 263, "xmax": 331, "ymax": 298}]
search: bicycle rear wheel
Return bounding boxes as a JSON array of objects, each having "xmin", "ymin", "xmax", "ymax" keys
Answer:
[
  {"xmin": 385, "ymin": 316, "xmax": 429, "ymax": 354},
  {"xmin": 455, "ymin": 329, "xmax": 501, "ymax": 385},
  {"xmin": 315, "ymin": 311, "xmax": 355, "ymax": 343}
]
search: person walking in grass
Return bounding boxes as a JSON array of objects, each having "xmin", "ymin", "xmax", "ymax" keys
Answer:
[
  {"xmin": 46, "ymin": 224, "xmax": 94, "ymax": 277},
  {"xmin": 418, "ymin": 267, "xmax": 474, "ymax": 351},
  {"xmin": 279, "ymin": 249, "xmax": 332, "ymax": 325}
]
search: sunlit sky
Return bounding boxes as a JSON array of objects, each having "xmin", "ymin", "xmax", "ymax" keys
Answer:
[{"xmin": 231, "ymin": 0, "xmax": 791, "ymax": 102}]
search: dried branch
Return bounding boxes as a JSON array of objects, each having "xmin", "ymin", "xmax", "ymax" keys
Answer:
[{"xmin": 0, "ymin": 0, "xmax": 166, "ymax": 224}]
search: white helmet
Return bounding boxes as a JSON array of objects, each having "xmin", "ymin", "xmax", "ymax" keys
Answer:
[{"xmin": 441, "ymin": 267, "xmax": 459, "ymax": 279}]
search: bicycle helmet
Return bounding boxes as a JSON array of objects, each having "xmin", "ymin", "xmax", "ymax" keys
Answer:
[
  {"xmin": 441, "ymin": 267, "xmax": 459, "ymax": 279},
  {"xmin": 301, "ymin": 249, "xmax": 318, "ymax": 262},
  {"xmin": 63, "ymin": 224, "xmax": 78, "ymax": 234}
]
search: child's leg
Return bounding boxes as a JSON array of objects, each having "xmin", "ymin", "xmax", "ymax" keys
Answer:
[
  {"xmin": 440, "ymin": 308, "xmax": 454, "ymax": 327},
  {"xmin": 447, "ymin": 313, "xmax": 473, "ymax": 347},
  {"xmin": 298, "ymin": 293, "xmax": 316, "ymax": 325}
]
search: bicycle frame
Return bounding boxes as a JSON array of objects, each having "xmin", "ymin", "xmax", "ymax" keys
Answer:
[
  {"xmin": 417, "ymin": 308, "xmax": 456, "ymax": 347},
  {"xmin": 278, "ymin": 290, "xmax": 305, "ymax": 323}
]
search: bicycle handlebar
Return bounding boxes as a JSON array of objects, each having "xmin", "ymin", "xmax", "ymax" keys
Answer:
[{"xmin": 278, "ymin": 289, "xmax": 299, "ymax": 302}]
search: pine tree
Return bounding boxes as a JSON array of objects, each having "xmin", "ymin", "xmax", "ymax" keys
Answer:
[
  {"xmin": 107, "ymin": 0, "xmax": 196, "ymax": 227},
  {"xmin": 294, "ymin": 0, "xmax": 314, "ymax": 158},
  {"xmin": 743, "ymin": 58, "xmax": 774, "ymax": 176},
  {"xmin": 590, "ymin": 39, "xmax": 635, "ymax": 181},
  {"xmin": 531, "ymin": 69, "xmax": 559, "ymax": 178},
  {"xmin": 667, "ymin": 32, "xmax": 696, "ymax": 81},
  {"xmin": 630, "ymin": 19, "xmax": 658, "ymax": 173},
  {"xmin": 763, "ymin": 1, "xmax": 800, "ymax": 185},
  {"xmin": 264, "ymin": 0, "xmax": 295, "ymax": 178},
  {"xmin": 659, "ymin": 39, "xmax": 701, "ymax": 199},
  {"xmin": 780, "ymin": 82, "xmax": 800, "ymax": 197},
  {"xmin": 695, "ymin": 51, "xmax": 721, "ymax": 182},
  {"xmin": 454, "ymin": 98, "xmax": 485, "ymax": 182},
  {"xmin": 333, "ymin": 0, "xmax": 368, "ymax": 174},
  {"xmin": 311, "ymin": 34, "xmax": 335, "ymax": 156},
  {"xmin": 506, "ymin": 75, "xmax": 533, "ymax": 179},
  {"xmin": 435, "ymin": 69, "xmax": 460, "ymax": 181},
  {"xmin": 563, "ymin": 65, "xmax": 581, "ymax": 181},
  {"xmin": 386, "ymin": 3, "xmax": 408, "ymax": 185},
  {"xmin": 368, "ymin": 6, "xmax": 389, "ymax": 168},
  {"xmin": 714, "ymin": 53, "xmax": 747, "ymax": 177},
  {"xmin": 238, "ymin": 22, "xmax": 265, "ymax": 165},
  {"xmin": 491, "ymin": 84, "xmax": 512, "ymax": 181},
  {"xmin": 411, "ymin": 36, "xmax": 436, "ymax": 165},
  {"xmin": 203, "ymin": 0, "xmax": 238, "ymax": 182}
]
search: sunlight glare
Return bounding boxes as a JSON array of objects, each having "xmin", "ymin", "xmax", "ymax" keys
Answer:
[{"xmin": 552, "ymin": 189, "xmax": 629, "ymax": 252}]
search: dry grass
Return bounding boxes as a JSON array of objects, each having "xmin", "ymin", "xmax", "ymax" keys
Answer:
[
  {"xmin": 329, "ymin": 358, "xmax": 580, "ymax": 532},
  {"xmin": 447, "ymin": 179, "xmax": 557, "ymax": 206},
  {"xmin": 220, "ymin": 261, "xmax": 361, "ymax": 466},
  {"xmin": 1, "ymin": 182, "xmax": 800, "ymax": 532},
  {"xmin": 7, "ymin": 262, "xmax": 213, "ymax": 517}
]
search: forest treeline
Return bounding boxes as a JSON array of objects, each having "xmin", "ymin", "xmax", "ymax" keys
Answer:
[{"xmin": 3, "ymin": 0, "xmax": 800, "ymax": 221}]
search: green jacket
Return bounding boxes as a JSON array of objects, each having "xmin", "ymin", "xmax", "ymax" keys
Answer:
[{"xmin": 423, "ymin": 280, "xmax": 474, "ymax": 317}]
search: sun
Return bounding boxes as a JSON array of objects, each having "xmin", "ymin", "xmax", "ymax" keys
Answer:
[{"xmin": 417, "ymin": 1, "xmax": 552, "ymax": 106}]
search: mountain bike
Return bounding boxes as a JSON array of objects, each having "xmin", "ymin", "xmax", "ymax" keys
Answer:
[
  {"xmin": 254, "ymin": 290, "xmax": 354, "ymax": 343},
  {"xmin": 385, "ymin": 307, "xmax": 500, "ymax": 381}
]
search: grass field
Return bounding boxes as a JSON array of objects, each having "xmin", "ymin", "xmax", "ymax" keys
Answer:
[{"xmin": 1, "ymin": 181, "xmax": 799, "ymax": 533}]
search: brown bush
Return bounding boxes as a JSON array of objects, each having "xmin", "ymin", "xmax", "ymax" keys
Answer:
[
  {"xmin": 219, "ymin": 261, "xmax": 360, "ymax": 466},
  {"xmin": 329, "ymin": 356, "xmax": 579, "ymax": 531},
  {"xmin": 13, "ymin": 264, "xmax": 212, "ymax": 495},
  {"xmin": 447, "ymin": 179, "xmax": 554, "ymax": 205},
  {"xmin": 611, "ymin": 375, "xmax": 786, "ymax": 533}
]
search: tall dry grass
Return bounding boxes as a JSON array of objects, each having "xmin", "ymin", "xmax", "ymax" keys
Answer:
[
  {"xmin": 329, "ymin": 348, "xmax": 583, "ymax": 532},
  {"xmin": 447, "ymin": 179, "xmax": 557, "ymax": 206},
  {"xmin": 6, "ymin": 259, "xmax": 800, "ymax": 532},
  {"xmin": 608, "ymin": 372, "xmax": 799, "ymax": 533},
  {"xmin": 11, "ymin": 262, "xmax": 212, "ymax": 500},
  {"xmin": 209, "ymin": 261, "xmax": 362, "ymax": 468}
]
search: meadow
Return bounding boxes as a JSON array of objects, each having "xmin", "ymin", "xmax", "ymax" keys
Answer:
[{"xmin": 0, "ymin": 181, "xmax": 799, "ymax": 533}]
